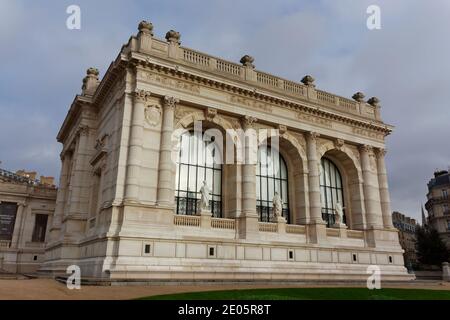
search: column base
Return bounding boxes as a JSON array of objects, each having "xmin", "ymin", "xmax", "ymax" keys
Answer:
[
  {"xmin": 237, "ymin": 214, "xmax": 259, "ymax": 239},
  {"xmin": 307, "ymin": 222, "xmax": 327, "ymax": 244}
]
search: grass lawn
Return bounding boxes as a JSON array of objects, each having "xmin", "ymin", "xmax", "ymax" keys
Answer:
[{"xmin": 140, "ymin": 287, "xmax": 450, "ymax": 300}]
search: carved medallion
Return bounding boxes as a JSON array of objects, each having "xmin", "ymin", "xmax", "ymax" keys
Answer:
[{"xmin": 144, "ymin": 104, "xmax": 162, "ymax": 126}]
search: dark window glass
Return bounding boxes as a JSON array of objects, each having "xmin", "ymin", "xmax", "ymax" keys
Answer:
[
  {"xmin": 0, "ymin": 202, "xmax": 18, "ymax": 241},
  {"xmin": 256, "ymin": 146, "xmax": 290, "ymax": 223},
  {"xmin": 320, "ymin": 158, "xmax": 346, "ymax": 227},
  {"xmin": 32, "ymin": 214, "xmax": 48, "ymax": 243},
  {"xmin": 175, "ymin": 131, "xmax": 222, "ymax": 217}
]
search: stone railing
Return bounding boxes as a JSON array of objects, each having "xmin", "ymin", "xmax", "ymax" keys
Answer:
[
  {"xmin": 216, "ymin": 59, "xmax": 241, "ymax": 77},
  {"xmin": 130, "ymin": 36, "xmax": 382, "ymax": 122},
  {"xmin": 211, "ymin": 218, "xmax": 236, "ymax": 230},
  {"xmin": 258, "ymin": 222, "xmax": 278, "ymax": 233},
  {"xmin": 0, "ymin": 240, "xmax": 11, "ymax": 248},
  {"xmin": 286, "ymin": 224, "xmax": 306, "ymax": 234},
  {"xmin": 326, "ymin": 228, "xmax": 340, "ymax": 237},
  {"xmin": 182, "ymin": 48, "xmax": 210, "ymax": 67},
  {"xmin": 174, "ymin": 215, "xmax": 201, "ymax": 227},
  {"xmin": 256, "ymin": 71, "xmax": 279, "ymax": 87},
  {"xmin": 347, "ymin": 230, "xmax": 365, "ymax": 239}
]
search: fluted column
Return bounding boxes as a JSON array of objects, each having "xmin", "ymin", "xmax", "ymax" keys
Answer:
[
  {"xmin": 241, "ymin": 116, "xmax": 258, "ymax": 217},
  {"xmin": 360, "ymin": 145, "xmax": 383, "ymax": 229},
  {"xmin": 124, "ymin": 90, "xmax": 150, "ymax": 202},
  {"xmin": 157, "ymin": 96, "xmax": 178, "ymax": 206},
  {"xmin": 306, "ymin": 132, "xmax": 323, "ymax": 223},
  {"xmin": 10, "ymin": 203, "xmax": 26, "ymax": 248},
  {"xmin": 375, "ymin": 148, "xmax": 394, "ymax": 228}
]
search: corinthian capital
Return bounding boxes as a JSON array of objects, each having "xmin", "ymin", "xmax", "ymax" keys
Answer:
[
  {"xmin": 77, "ymin": 125, "xmax": 90, "ymax": 136},
  {"xmin": 241, "ymin": 115, "xmax": 258, "ymax": 129},
  {"xmin": 163, "ymin": 96, "xmax": 179, "ymax": 109},
  {"xmin": 359, "ymin": 144, "xmax": 373, "ymax": 153},
  {"xmin": 306, "ymin": 131, "xmax": 320, "ymax": 141},
  {"xmin": 133, "ymin": 90, "xmax": 152, "ymax": 103},
  {"xmin": 374, "ymin": 147, "xmax": 387, "ymax": 157}
]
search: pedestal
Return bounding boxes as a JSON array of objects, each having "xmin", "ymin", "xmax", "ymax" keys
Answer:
[{"xmin": 198, "ymin": 209, "xmax": 212, "ymax": 229}]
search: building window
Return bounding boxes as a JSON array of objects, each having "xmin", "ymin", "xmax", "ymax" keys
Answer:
[
  {"xmin": 175, "ymin": 131, "xmax": 222, "ymax": 217},
  {"xmin": 256, "ymin": 145, "xmax": 290, "ymax": 223},
  {"xmin": 31, "ymin": 214, "xmax": 48, "ymax": 243},
  {"xmin": 320, "ymin": 158, "xmax": 346, "ymax": 227},
  {"xmin": 443, "ymin": 189, "xmax": 448, "ymax": 199},
  {"xmin": 443, "ymin": 204, "xmax": 449, "ymax": 215},
  {"xmin": 0, "ymin": 202, "xmax": 18, "ymax": 241},
  {"xmin": 447, "ymin": 220, "xmax": 450, "ymax": 230}
]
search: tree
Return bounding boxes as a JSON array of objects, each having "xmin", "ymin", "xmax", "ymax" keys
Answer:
[{"xmin": 416, "ymin": 225, "xmax": 449, "ymax": 267}]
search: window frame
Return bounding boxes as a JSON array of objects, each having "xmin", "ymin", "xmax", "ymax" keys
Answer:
[
  {"xmin": 320, "ymin": 157, "xmax": 346, "ymax": 227},
  {"xmin": 256, "ymin": 146, "xmax": 290, "ymax": 223}
]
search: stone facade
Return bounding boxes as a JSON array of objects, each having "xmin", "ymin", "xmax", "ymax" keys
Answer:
[
  {"xmin": 425, "ymin": 170, "xmax": 450, "ymax": 249},
  {"xmin": 40, "ymin": 21, "xmax": 412, "ymax": 282},
  {"xmin": 392, "ymin": 211, "xmax": 418, "ymax": 268},
  {"xmin": 0, "ymin": 169, "xmax": 56, "ymax": 273}
]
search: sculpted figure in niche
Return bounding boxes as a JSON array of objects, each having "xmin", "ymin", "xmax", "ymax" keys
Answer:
[
  {"xmin": 334, "ymin": 201, "xmax": 345, "ymax": 226},
  {"xmin": 272, "ymin": 192, "xmax": 283, "ymax": 219},
  {"xmin": 199, "ymin": 180, "xmax": 211, "ymax": 211}
]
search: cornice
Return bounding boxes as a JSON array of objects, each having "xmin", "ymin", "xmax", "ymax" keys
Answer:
[{"xmin": 130, "ymin": 55, "xmax": 393, "ymax": 135}]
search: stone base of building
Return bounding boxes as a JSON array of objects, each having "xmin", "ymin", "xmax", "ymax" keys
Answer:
[
  {"xmin": 39, "ymin": 227, "xmax": 414, "ymax": 283},
  {"xmin": 0, "ymin": 247, "xmax": 46, "ymax": 274}
]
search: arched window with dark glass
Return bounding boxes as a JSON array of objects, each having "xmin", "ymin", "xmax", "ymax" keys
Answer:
[
  {"xmin": 256, "ymin": 146, "xmax": 290, "ymax": 223},
  {"xmin": 320, "ymin": 157, "xmax": 345, "ymax": 227},
  {"xmin": 175, "ymin": 131, "xmax": 222, "ymax": 217}
]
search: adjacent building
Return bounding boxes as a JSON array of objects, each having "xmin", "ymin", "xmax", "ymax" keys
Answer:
[
  {"xmin": 40, "ymin": 21, "xmax": 412, "ymax": 282},
  {"xmin": 392, "ymin": 211, "xmax": 418, "ymax": 268},
  {"xmin": 425, "ymin": 170, "xmax": 450, "ymax": 249},
  {"xmin": 0, "ymin": 169, "xmax": 56, "ymax": 273}
]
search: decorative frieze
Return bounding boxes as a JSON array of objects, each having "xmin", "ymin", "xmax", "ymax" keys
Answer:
[
  {"xmin": 229, "ymin": 94, "xmax": 272, "ymax": 113},
  {"xmin": 298, "ymin": 112, "xmax": 333, "ymax": 129}
]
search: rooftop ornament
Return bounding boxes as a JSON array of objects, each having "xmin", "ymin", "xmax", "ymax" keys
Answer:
[
  {"xmin": 367, "ymin": 97, "xmax": 380, "ymax": 107},
  {"xmin": 352, "ymin": 92, "xmax": 365, "ymax": 102},
  {"xmin": 301, "ymin": 75, "xmax": 315, "ymax": 87},
  {"xmin": 165, "ymin": 30, "xmax": 181, "ymax": 44},
  {"xmin": 138, "ymin": 20, "xmax": 154, "ymax": 36},
  {"xmin": 240, "ymin": 55, "xmax": 255, "ymax": 68}
]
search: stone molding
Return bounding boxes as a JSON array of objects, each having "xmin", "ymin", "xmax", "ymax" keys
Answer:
[{"xmin": 163, "ymin": 95, "xmax": 179, "ymax": 109}]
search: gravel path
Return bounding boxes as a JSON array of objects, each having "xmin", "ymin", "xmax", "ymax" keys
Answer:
[{"xmin": 0, "ymin": 278, "xmax": 449, "ymax": 300}]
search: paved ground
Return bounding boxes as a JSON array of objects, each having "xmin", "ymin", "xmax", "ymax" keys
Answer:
[{"xmin": 0, "ymin": 278, "xmax": 449, "ymax": 300}]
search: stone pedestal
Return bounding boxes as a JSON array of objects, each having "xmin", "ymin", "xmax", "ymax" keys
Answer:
[
  {"xmin": 272, "ymin": 216, "xmax": 286, "ymax": 234},
  {"xmin": 333, "ymin": 223, "xmax": 348, "ymax": 238},
  {"xmin": 443, "ymin": 262, "xmax": 450, "ymax": 282},
  {"xmin": 198, "ymin": 209, "xmax": 212, "ymax": 229}
]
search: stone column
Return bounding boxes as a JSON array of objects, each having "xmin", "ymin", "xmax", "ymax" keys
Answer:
[
  {"xmin": 375, "ymin": 148, "xmax": 394, "ymax": 229},
  {"xmin": 157, "ymin": 96, "xmax": 179, "ymax": 206},
  {"xmin": 124, "ymin": 90, "xmax": 150, "ymax": 202},
  {"xmin": 68, "ymin": 126, "xmax": 92, "ymax": 216},
  {"xmin": 305, "ymin": 132, "xmax": 326, "ymax": 244},
  {"xmin": 306, "ymin": 132, "xmax": 323, "ymax": 223},
  {"xmin": 360, "ymin": 145, "xmax": 383, "ymax": 229},
  {"xmin": 238, "ymin": 116, "xmax": 259, "ymax": 238},
  {"xmin": 49, "ymin": 153, "xmax": 70, "ymax": 241},
  {"xmin": 10, "ymin": 203, "xmax": 26, "ymax": 249}
]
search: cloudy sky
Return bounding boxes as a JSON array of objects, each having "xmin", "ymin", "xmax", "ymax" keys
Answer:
[{"xmin": 1, "ymin": 0, "xmax": 449, "ymax": 221}]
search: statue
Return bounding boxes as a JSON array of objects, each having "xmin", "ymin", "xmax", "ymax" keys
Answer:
[
  {"xmin": 199, "ymin": 180, "xmax": 210, "ymax": 211},
  {"xmin": 272, "ymin": 192, "xmax": 283, "ymax": 220},
  {"xmin": 334, "ymin": 201, "xmax": 345, "ymax": 226}
]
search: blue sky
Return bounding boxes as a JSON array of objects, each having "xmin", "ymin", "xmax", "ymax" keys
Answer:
[{"xmin": 1, "ymin": 0, "xmax": 450, "ymax": 221}]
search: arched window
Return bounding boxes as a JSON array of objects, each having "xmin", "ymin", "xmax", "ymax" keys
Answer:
[
  {"xmin": 175, "ymin": 131, "xmax": 222, "ymax": 217},
  {"xmin": 256, "ymin": 146, "xmax": 290, "ymax": 223},
  {"xmin": 320, "ymin": 158, "xmax": 345, "ymax": 227}
]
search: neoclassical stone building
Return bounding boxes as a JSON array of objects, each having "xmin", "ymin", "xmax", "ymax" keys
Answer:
[
  {"xmin": 0, "ymin": 169, "xmax": 56, "ymax": 273},
  {"xmin": 42, "ymin": 21, "xmax": 412, "ymax": 281}
]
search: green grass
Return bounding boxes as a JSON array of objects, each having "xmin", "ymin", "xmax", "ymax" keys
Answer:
[{"xmin": 140, "ymin": 287, "xmax": 450, "ymax": 300}]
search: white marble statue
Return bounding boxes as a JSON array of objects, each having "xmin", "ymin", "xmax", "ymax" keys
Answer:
[
  {"xmin": 199, "ymin": 180, "xmax": 211, "ymax": 210},
  {"xmin": 334, "ymin": 201, "xmax": 345, "ymax": 225},
  {"xmin": 272, "ymin": 192, "xmax": 283, "ymax": 219}
]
